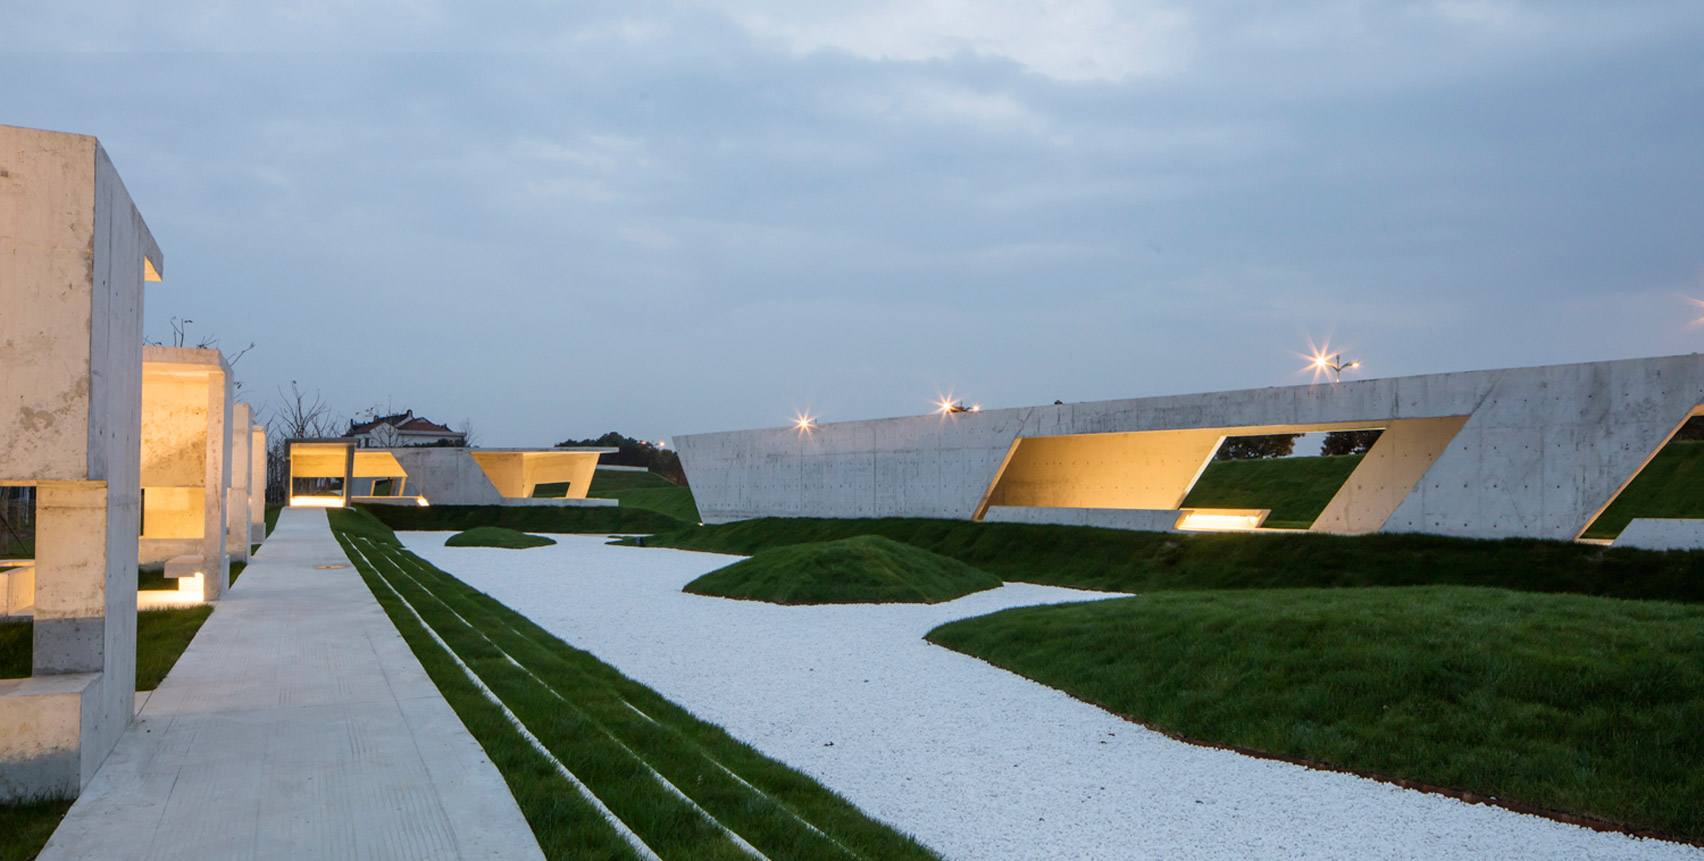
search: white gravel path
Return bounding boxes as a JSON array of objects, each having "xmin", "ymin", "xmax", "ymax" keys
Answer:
[{"xmin": 401, "ymin": 533, "xmax": 1702, "ymax": 861}]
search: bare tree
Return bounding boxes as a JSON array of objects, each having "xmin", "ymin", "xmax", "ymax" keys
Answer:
[
  {"xmin": 457, "ymin": 417, "xmax": 479, "ymax": 447},
  {"xmin": 268, "ymin": 381, "xmax": 339, "ymax": 440},
  {"xmin": 363, "ymin": 422, "xmax": 406, "ymax": 448}
]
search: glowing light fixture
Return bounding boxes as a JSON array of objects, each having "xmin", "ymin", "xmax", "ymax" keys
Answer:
[
  {"xmin": 289, "ymin": 495, "xmax": 346, "ymax": 508},
  {"xmin": 415, "ymin": 496, "xmax": 431, "ymax": 507},
  {"xmin": 793, "ymin": 412, "xmax": 819, "ymax": 433},
  {"xmin": 1175, "ymin": 508, "xmax": 1269, "ymax": 531},
  {"xmin": 1308, "ymin": 349, "xmax": 1360, "ymax": 383}
]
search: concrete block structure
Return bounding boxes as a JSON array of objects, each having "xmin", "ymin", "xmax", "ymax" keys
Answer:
[
  {"xmin": 286, "ymin": 442, "xmax": 617, "ymax": 508},
  {"xmin": 0, "ymin": 124, "xmax": 163, "ymax": 800},
  {"xmin": 675, "ymin": 354, "xmax": 1704, "ymax": 543},
  {"xmin": 226, "ymin": 403, "xmax": 255, "ymax": 564},
  {"xmin": 139, "ymin": 347, "xmax": 232, "ymax": 602},
  {"xmin": 249, "ymin": 423, "xmax": 266, "ymax": 543}
]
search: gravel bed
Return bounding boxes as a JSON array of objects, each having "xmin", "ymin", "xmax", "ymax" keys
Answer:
[{"xmin": 401, "ymin": 533, "xmax": 1701, "ymax": 861}]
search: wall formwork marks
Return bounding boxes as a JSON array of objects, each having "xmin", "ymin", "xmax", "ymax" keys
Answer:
[{"xmin": 674, "ymin": 354, "xmax": 1704, "ymax": 542}]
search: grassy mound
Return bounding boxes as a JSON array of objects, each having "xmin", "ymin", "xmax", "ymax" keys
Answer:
[
  {"xmin": 927, "ymin": 586, "xmax": 1704, "ymax": 841},
  {"xmin": 445, "ymin": 526, "xmax": 557, "ymax": 549},
  {"xmin": 1181, "ymin": 454, "xmax": 1364, "ymax": 528},
  {"xmin": 588, "ymin": 468, "xmax": 680, "ymax": 491},
  {"xmin": 685, "ymin": 535, "xmax": 1002, "ymax": 605},
  {"xmin": 361, "ymin": 502, "xmax": 686, "ymax": 534},
  {"xmin": 629, "ymin": 516, "xmax": 1704, "ymax": 604}
]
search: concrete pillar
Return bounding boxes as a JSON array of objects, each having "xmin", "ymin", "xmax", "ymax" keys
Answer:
[
  {"xmin": 227, "ymin": 404, "xmax": 253, "ymax": 564},
  {"xmin": 250, "ymin": 425, "xmax": 267, "ymax": 543}
]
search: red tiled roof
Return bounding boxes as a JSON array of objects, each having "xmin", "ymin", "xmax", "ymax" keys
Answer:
[{"xmin": 399, "ymin": 417, "xmax": 454, "ymax": 433}]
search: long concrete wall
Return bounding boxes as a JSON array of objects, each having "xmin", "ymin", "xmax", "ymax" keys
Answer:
[{"xmin": 674, "ymin": 354, "xmax": 1704, "ymax": 542}]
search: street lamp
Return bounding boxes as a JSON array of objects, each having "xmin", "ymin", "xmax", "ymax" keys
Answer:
[{"xmin": 1312, "ymin": 351, "xmax": 1360, "ymax": 384}]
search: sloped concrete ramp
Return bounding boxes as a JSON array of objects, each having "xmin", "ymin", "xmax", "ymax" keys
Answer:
[{"xmin": 39, "ymin": 508, "xmax": 541, "ymax": 860}]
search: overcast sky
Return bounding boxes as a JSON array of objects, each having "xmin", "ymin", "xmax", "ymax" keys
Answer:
[{"xmin": 6, "ymin": 1, "xmax": 1703, "ymax": 445}]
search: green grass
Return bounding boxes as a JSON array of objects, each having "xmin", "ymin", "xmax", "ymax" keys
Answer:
[
  {"xmin": 363, "ymin": 503, "xmax": 688, "ymax": 535},
  {"xmin": 1181, "ymin": 454, "xmax": 1364, "ymax": 528},
  {"xmin": 685, "ymin": 536, "xmax": 1001, "ymax": 605},
  {"xmin": 626, "ymin": 516, "xmax": 1704, "ymax": 604},
  {"xmin": 264, "ymin": 505, "xmax": 282, "ymax": 537},
  {"xmin": 590, "ymin": 487, "xmax": 702, "ymax": 525},
  {"xmin": 138, "ymin": 561, "xmax": 248, "ymax": 590},
  {"xmin": 1584, "ymin": 440, "xmax": 1704, "ymax": 539},
  {"xmin": 327, "ymin": 506, "xmax": 937, "ymax": 860},
  {"xmin": 586, "ymin": 469, "xmax": 703, "ymax": 524},
  {"xmin": 445, "ymin": 527, "xmax": 557, "ymax": 549},
  {"xmin": 0, "ymin": 797, "xmax": 74, "ymax": 861},
  {"xmin": 136, "ymin": 607, "xmax": 214, "ymax": 690},
  {"xmin": 2, "ymin": 607, "xmax": 212, "ymax": 691},
  {"xmin": 927, "ymin": 586, "xmax": 1704, "ymax": 841},
  {"xmin": 588, "ymin": 469, "xmax": 681, "ymax": 492}
]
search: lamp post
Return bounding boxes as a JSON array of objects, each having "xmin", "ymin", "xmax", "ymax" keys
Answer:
[{"xmin": 1313, "ymin": 352, "xmax": 1360, "ymax": 383}]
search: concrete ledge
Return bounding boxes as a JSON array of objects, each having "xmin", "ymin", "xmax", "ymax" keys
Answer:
[
  {"xmin": 496, "ymin": 497, "xmax": 620, "ymax": 508},
  {"xmin": 164, "ymin": 555, "xmax": 203, "ymax": 579},
  {"xmin": 983, "ymin": 506, "xmax": 1186, "ymax": 532},
  {"xmin": 1611, "ymin": 519, "xmax": 1704, "ymax": 551},
  {"xmin": 0, "ymin": 672, "xmax": 102, "ymax": 801}
]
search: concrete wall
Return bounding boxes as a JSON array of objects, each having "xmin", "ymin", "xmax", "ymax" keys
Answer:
[
  {"xmin": 249, "ymin": 425, "xmax": 266, "ymax": 542},
  {"xmin": 0, "ymin": 124, "xmax": 161, "ymax": 800},
  {"xmin": 675, "ymin": 354, "xmax": 1704, "ymax": 542}
]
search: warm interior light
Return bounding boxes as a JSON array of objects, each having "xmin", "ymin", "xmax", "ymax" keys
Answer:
[
  {"xmin": 290, "ymin": 495, "xmax": 346, "ymax": 508},
  {"xmin": 1176, "ymin": 509, "xmax": 1268, "ymax": 531},
  {"xmin": 415, "ymin": 496, "xmax": 430, "ymax": 507}
]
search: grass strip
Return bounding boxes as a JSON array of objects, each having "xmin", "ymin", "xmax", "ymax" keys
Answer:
[
  {"xmin": 329, "ymin": 507, "xmax": 937, "ymax": 860},
  {"xmin": 0, "ymin": 797, "xmax": 74, "ymax": 861},
  {"xmin": 3, "ymin": 607, "xmax": 212, "ymax": 691},
  {"xmin": 332, "ymin": 535, "xmax": 644, "ymax": 860},
  {"xmin": 340, "ymin": 535, "xmax": 754, "ymax": 860},
  {"xmin": 927, "ymin": 586, "xmax": 1704, "ymax": 842},
  {"xmin": 1181, "ymin": 454, "xmax": 1364, "ymax": 528},
  {"xmin": 588, "ymin": 470, "xmax": 683, "ymax": 492},
  {"xmin": 685, "ymin": 536, "xmax": 1000, "ymax": 605},
  {"xmin": 628, "ymin": 516, "xmax": 1704, "ymax": 603},
  {"xmin": 366, "ymin": 541, "xmax": 877, "ymax": 859},
  {"xmin": 364, "ymin": 504, "xmax": 687, "ymax": 535}
]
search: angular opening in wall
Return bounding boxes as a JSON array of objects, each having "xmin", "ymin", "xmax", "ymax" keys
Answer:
[
  {"xmin": 0, "ymin": 486, "xmax": 36, "ymax": 561},
  {"xmin": 1580, "ymin": 413, "xmax": 1704, "ymax": 541},
  {"xmin": 531, "ymin": 481, "xmax": 571, "ymax": 499},
  {"xmin": 1182, "ymin": 430, "xmax": 1384, "ymax": 529}
]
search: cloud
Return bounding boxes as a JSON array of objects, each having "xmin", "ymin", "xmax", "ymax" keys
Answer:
[{"xmin": 690, "ymin": 0, "xmax": 1195, "ymax": 81}]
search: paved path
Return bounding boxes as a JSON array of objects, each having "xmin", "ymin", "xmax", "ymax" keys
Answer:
[{"xmin": 41, "ymin": 508, "xmax": 542, "ymax": 861}]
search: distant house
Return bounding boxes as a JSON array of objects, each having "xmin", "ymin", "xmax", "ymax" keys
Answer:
[{"xmin": 345, "ymin": 410, "xmax": 467, "ymax": 448}]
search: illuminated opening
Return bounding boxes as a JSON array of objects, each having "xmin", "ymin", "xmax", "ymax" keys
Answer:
[
  {"xmin": 1181, "ymin": 430, "xmax": 1383, "ymax": 529},
  {"xmin": 531, "ymin": 481, "xmax": 571, "ymax": 499},
  {"xmin": 1176, "ymin": 510, "xmax": 1268, "ymax": 531},
  {"xmin": 1580, "ymin": 411, "xmax": 1704, "ymax": 540},
  {"xmin": 289, "ymin": 495, "xmax": 346, "ymax": 509}
]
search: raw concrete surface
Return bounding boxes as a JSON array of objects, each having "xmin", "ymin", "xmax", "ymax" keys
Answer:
[
  {"xmin": 404, "ymin": 533, "xmax": 1704, "ymax": 861},
  {"xmin": 675, "ymin": 355, "xmax": 1704, "ymax": 542},
  {"xmin": 40, "ymin": 509, "xmax": 542, "ymax": 861},
  {"xmin": 1612, "ymin": 519, "xmax": 1704, "ymax": 551}
]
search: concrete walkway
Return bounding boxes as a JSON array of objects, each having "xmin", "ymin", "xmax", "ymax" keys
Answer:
[{"xmin": 41, "ymin": 508, "xmax": 542, "ymax": 860}]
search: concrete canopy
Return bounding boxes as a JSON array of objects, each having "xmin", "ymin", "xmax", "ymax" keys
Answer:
[
  {"xmin": 285, "ymin": 443, "xmax": 618, "ymax": 508},
  {"xmin": 674, "ymin": 354, "xmax": 1704, "ymax": 543}
]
